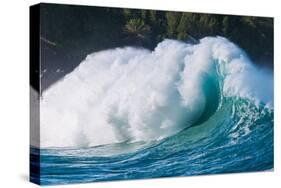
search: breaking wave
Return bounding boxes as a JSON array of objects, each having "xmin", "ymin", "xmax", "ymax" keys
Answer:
[{"xmin": 39, "ymin": 37, "xmax": 273, "ymax": 148}]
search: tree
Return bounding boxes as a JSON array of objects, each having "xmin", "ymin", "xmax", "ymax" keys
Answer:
[
  {"xmin": 222, "ymin": 16, "xmax": 230, "ymax": 35},
  {"xmin": 123, "ymin": 9, "xmax": 132, "ymax": 19},
  {"xmin": 166, "ymin": 12, "xmax": 181, "ymax": 37},
  {"xmin": 148, "ymin": 10, "xmax": 157, "ymax": 25},
  {"xmin": 241, "ymin": 16, "xmax": 257, "ymax": 28},
  {"xmin": 176, "ymin": 13, "xmax": 193, "ymax": 40},
  {"xmin": 123, "ymin": 18, "xmax": 151, "ymax": 39}
]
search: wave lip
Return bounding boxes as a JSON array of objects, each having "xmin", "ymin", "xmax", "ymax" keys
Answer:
[{"xmin": 39, "ymin": 37, "xmax": 273, "ymax": 148}]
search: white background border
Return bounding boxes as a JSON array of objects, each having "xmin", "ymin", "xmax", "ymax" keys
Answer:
[{"xmin": 0, "ymin": 0, "xmax": 279, "ymax": 187}]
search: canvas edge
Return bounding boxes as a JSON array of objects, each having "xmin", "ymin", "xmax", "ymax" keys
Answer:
[{"xmin": 30, "ymin": 3, "xmax": 41, "ymax": 185}]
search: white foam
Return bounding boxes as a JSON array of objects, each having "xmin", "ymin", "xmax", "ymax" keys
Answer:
[{"xmin": 40, "ymin": 37, "xmax": 273, "ymax": 148}]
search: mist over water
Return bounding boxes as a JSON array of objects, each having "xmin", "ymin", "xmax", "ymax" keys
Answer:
[{"xmin": 39, "ymin": 37, "xmax": 273, "ymax": 148}]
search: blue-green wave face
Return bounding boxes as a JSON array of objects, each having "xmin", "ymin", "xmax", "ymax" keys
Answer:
[{"xmin": 31, "ymin": 37, "xmax": 273, "ymax": 185}]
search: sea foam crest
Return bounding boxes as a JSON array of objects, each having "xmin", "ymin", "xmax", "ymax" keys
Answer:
[{"xmin": 39, "ymin": 37, "xmax": 273, "ymax": 148}]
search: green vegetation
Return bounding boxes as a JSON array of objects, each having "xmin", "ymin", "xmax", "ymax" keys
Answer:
[
  {"xmin": 41, "ymin": 4, "xmax": 273, "ymax": 68},
  {"xmin": 124, "ymin": 19, "xmax": 150, "ymax": 39},
  {"xmin": 120, "ymin": 10, "xmax": 273, "ymax": 67},
  {"xmin": 123, "ymin": 18, "xmax": 151, "ymax": 46}
]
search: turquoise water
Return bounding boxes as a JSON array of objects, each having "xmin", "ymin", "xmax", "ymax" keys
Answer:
[
  {"xmin": 30, "ymin": 38, "xmax": 273, "ymax": 185},
  {"xmin": 31, "ymin": 97, "xmax": 273, "ymax": 185}
]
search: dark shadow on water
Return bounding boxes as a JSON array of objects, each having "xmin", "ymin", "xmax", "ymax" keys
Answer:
[{"xmin": 192, "ymin": 73, "xmax": 220, "ymax": 126}]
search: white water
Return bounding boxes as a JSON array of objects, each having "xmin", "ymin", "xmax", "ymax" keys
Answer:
[{"xmin": 40, "ymin": 37, "xmax": 273, "ymax": 148}]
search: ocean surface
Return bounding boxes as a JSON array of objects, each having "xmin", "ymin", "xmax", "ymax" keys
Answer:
[{"xmin": 30, "ymin": 37, "xmax": 273, "ymax": 185}]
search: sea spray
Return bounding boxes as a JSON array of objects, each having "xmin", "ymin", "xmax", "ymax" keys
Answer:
[{"xmin": 40, "ymin": 37, "xmax": 273, "ymax": 148}]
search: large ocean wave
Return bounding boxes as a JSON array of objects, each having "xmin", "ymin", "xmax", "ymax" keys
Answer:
[
  {"xmin": 31, "ymin": 37, "xmax": 273, "ymax": 185},
  {"xmin": 39, "ymin": 37, "xmax": 272, "ymax": 148}
]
